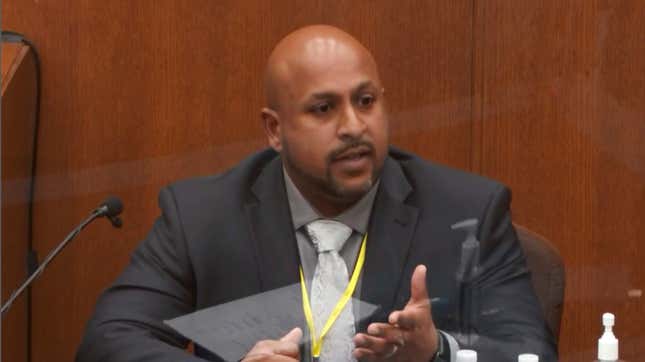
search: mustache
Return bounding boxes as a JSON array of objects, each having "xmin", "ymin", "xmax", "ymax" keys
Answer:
[{"xmin": 328, "ymin": 139, "xmax": 375, "ymax": 162}]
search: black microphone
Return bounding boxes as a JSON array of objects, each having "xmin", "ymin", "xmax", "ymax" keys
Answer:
[
  {"xmin": 0, "ymin": 196, "xmax": 124, "ymax": 316},
  {"xmin": 95, "ymin": 195, "xmax": 123, "ymax": 228}
]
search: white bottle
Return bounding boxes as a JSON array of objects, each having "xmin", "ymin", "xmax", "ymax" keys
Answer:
[
  {"xmin": 597, "ymin": 313, "xmax": 619, "ymax": 362},
  {"xmin": 518, "ymin": 353, "xmax": 538, "ymax": 362},
  {"xmin": 456, "ymin": 349, "xmax": 477, "ymax": 362}
]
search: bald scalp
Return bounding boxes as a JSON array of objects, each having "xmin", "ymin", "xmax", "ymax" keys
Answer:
[{"xmin": 264, "ymin": 25, "xmax": 379, "ymax": 111}]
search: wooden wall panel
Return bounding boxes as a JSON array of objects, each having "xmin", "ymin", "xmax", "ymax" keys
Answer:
[
  {"xmin": 1, "ymin": 43, "xmax": 38, "ymax": 362},
  {"xmin": 472, "ymin": 1, "xmax": 645, "ymax": 361},
  {"xmin": 2, "ymin": 1, "xmax": 474, "ymax": 361}
]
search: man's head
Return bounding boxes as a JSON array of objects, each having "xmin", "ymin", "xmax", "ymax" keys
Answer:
[{"xmin": 262, "ymin": 25, "xmax": 389, "ymax": 216}]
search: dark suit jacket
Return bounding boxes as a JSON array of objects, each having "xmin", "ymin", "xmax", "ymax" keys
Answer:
[{"xmin": 76, "ymin": 147, "xmax": 557, "ymax": 362}]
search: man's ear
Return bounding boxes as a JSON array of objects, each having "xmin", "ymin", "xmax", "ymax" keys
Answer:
[{"xmin": 261, "ymin": 107, "xmax": 282, "ymax": 152}]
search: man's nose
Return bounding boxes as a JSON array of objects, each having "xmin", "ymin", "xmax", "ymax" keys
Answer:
[{"xmin": 337, "ymin": 105, "xmax": 367, "ymax": 138}]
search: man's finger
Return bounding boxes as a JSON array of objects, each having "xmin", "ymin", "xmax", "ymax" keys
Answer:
[
  {"xmin": 409, "ymin": 264, "xmax": 429, "ymax": 303},
  {"xmin": 387, "ymin": 265, "xmax": 432, "ymax": 329},
  {"xmin": 366, "ymin": 323, "xmax": 405, "ymax": 346},
  {"xmin": 392, "ymin": 308, "xmax": 423, "ymax": 330},
  {"xmin": 273, "ymin": 345, "xmax": 300, "ymax": 359},
  {"xmin": 352, "ymin": 347, "xmax": 378, "ymax": 361},
  {"xmin": 274, "ymin": 328, "xmax": 302, "ymax": 357},
  {"xmin": 353, "ymin": 333, "xmax": 400, "ymax": 356},
  {"xmin": 279, "ymin": 327, "xmax": 302, "ymax": 343}
]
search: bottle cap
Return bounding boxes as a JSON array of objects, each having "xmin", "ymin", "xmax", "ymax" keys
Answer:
[
  {"xmin": 603, "ymin": 312, "xmax": 615, "ymax": 327},
  {"xmin": 518, "ymin": 354, "xmax": 539, "ymax": 362},
  {"xmin": 598, "ymin": 312, "xmax": 618, "ymax": 360},
  {"xmin": 456, "ymin": 349, "xmax": 477, "ymax": 362}
]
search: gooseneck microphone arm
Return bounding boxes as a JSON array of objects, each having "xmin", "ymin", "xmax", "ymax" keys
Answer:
[{"xmin": 0, "ymin": 197, "xmax": 123, "ymax": 316}]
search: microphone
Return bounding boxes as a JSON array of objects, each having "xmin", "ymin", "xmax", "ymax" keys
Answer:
[
  {"xmin": 95, "ymin": 195, "xmax": 123, "ymax": 228},
  {"xmin": 0, "ymin": 196, "xmax": 124, "ymax": 316}
]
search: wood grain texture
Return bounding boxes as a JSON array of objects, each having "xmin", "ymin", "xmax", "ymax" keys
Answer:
[
  {"xmin": 2, "ymin": 1, "xmax": 474, "ymax": 361},
  {"xmin": 1, "ymin": 43, "xmax": 38, "ymax": 362},
  {"xmin": 472, "ymin": 1, "xmax": 645, "ymax": 360}
]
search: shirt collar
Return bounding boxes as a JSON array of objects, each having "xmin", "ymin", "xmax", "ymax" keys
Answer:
[{"xmin": 283, "ymin": 167, "xmax": 379, "ymax": 234}]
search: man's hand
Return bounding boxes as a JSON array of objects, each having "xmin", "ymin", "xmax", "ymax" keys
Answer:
[
  {"xmin": 353, "ymin": 265, "xmax": 438, "ymax": 361},
  {"xmin": 242, "ymin": 327, "xmax": 302, "ymax": 361}
]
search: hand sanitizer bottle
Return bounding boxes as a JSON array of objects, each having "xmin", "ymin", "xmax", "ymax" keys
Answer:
[
  {"xmin": 518, "ymin": 353, "xmax": 538, "ymax": 362},
  {"xmin": 456, "ymin": 349, "xmax": 477, "ymax": 362},
  {"xmin": 596, "ymin": 313, "xmax": 623, "ymax": 361}
]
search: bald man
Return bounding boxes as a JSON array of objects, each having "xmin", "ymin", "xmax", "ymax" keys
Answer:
[{"xmin": 77, "ymin": 26, "xmax": 557, "ymax": 362}]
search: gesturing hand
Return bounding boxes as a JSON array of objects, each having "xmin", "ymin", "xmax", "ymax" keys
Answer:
[
  {"xmin": 353, "ymin": 265, "xmax": 438, "ymax": 362},
  {"xmin": 242, "ymin": 327, "xmax": 302, "ymax": 362}
]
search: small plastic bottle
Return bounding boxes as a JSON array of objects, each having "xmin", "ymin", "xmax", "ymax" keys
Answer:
[
  {"xmin": 595, "ymin": 313, "xmax": 625, "ymax": 361},
  {"xmin": 456, "ymin": 349, "xmax": 477, "ymax": 362},
  {"xmin": 518, "ymin": 353, "xmax": 538, "ymax": 362}
]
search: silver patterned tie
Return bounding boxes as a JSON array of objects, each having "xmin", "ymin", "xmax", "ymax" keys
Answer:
[{"xmin": 306, "ymin": 219, "xmax": 356, "ymax": 362}]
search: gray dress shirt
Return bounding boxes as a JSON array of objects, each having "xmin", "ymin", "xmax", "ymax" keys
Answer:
[{"xmin": 283, "ymin": 169, "xmax": 377, "ymax": 289}]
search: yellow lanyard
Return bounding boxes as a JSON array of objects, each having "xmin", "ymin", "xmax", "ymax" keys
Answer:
[{"xmin": 299, "ymin": 233, "xmax": 367, "ymax": 358}]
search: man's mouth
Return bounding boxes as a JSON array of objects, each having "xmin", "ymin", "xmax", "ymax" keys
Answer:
[{"xmin": 333, "ymin": 145, "xmax": 372, "ymax": 162}]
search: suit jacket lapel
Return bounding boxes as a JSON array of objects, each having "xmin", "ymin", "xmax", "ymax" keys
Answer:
[
  {"xmin": 359, "ymin": 157, "xmax": 419, "ymax": 331},
  {"xmin": 244, "ymin": 157, "xmax": 301, "ymax": 292}
]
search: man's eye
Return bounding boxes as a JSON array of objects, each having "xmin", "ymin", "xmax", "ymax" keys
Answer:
[
  {"xmin": 357, "ymin": 94, "xmax": 375, "ymax": 107},
  {"xmin": 310, "ymin": 103, "xmax": 332, "ymax": 114}
]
